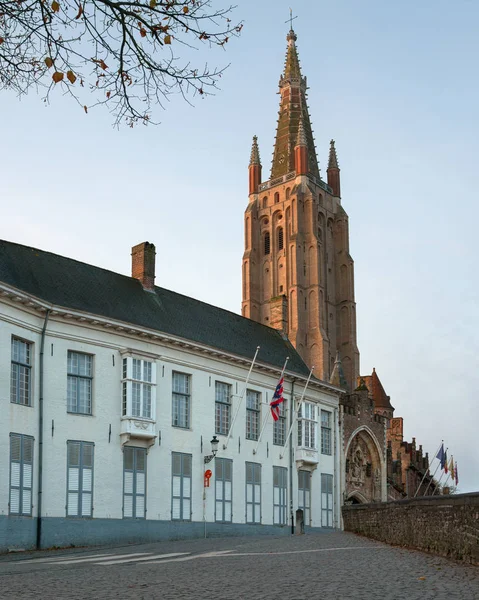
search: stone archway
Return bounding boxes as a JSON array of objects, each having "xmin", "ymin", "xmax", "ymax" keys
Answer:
[{"xmin": 345, "ymin": 428, "xmax": 383, "ymax": 503}]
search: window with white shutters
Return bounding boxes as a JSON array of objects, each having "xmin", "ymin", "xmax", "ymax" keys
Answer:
[
  {"xmin": 9, "ymin": 433, "xmax": 34, "ymax": 516},
  {"xmin": 123, "ymin": 447, "xmax": 146, "ymax": 518},
  {"xmin": 171, "ymin": 453, "xmax": 192, "ymax": 521},
  {"xmin": 215, "ymin": 458, "xmax": 232, "ymax": 523},
  {"xmin": 321, "ymin": 473, "xmax": 334, "ymax": 527},
  {"xmin": 298, "ymin": 469, "xmax": 311, "ymax": 526},
  {"xmin": 67, "ymin": 441, "xmax": 94, "ymax": 517},
  {"xmin": 11, "ymin": 338, "xmax": 32, "ymax": 406},
  {"xmin": 245, "ymin": 462, "xmax": 261, "ymax": 524},
  {"xmin": 273, "ymin": 466, "xmax": 287, "ymax": 525},
  {"xmin": 121, "ymin": 357, "xmax": 156, "ymax": 420}
]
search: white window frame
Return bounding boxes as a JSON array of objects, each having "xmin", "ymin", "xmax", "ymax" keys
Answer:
[
  {"xmin": 67, "ymin": 351, "xmax": 93, "ymax": 415},
  {"xmin": 245, "ymin": 462, "xmax": 261, "ymax": 524},
  {"xmin": 11, "ymin": 337, "xmax": 32, "ymax": 406},
  {"xmin": 215, "ymin": 381, "xmax": 231, "ymax": 436},
  {"xmin": 246, "ymin": 389, "xmax": 260, "ymax": 440},
  {"xmin": 298, "ymin": 402, "xmax": 317, "ymax": 449},
  {"xmin": 9, "ymin": 433, "xmax": 34, "ymax": 516},
  {"xmin": 122, "ymin": 356, "xmax": 156, "ymax": 421},
  {"xmin": 273, "ymin": 399, "xmax": 287, "ymax": 445},
  {"xmin": 172, "ymin": 372, "xmax": 191, "ymax": 429},
  {"xmin": 66, "ymin": 440, "xmax": 94, "ymax": 517},
  {"xmin": 321, "ymin": 410, "xmax": 332, "ymax": 455}
]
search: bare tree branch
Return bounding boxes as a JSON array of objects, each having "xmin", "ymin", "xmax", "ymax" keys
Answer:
[{"xmin": 0, "ymin": 0, "xmax": 242, "ymax": 125}]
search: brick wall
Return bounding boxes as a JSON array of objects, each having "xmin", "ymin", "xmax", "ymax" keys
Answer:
[{"xmin": 342, "ymin": 493, "xmax": 479, "ymax": 565}]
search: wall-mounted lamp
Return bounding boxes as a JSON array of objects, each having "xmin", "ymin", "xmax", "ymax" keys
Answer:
[{"xmin": 204, "ymin": 435, "xmax": 219, "ymax": 464}]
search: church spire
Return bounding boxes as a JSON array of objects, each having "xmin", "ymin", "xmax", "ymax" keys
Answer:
[
  {"xmin": 327, "ymin": 139, "xmax": 341, "ymax": 197},
  {"xmin": 270, "ymin": 29, "xmax": 319, "ymax": 180},
  {"xmin": 248, "ymin": 135, "xmax": 262, "ymax": 195}
]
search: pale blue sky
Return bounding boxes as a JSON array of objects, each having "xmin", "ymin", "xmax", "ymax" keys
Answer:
[{"xmin": 1, "ymin": 1, "xmax": 478, "ymax": 492}]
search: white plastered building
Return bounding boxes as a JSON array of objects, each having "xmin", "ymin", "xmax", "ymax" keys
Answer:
[{"xmin": 0, "ymin": 239, "xmax": 341, "ymax": 551}]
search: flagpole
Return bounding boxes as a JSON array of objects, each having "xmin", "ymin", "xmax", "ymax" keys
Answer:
[
  {"xmin": 413, "ymin": 440, "xmax": 443, "ymax": 497},
  {"xmin": 253, "ymin": 357, "xmax": 289, "ymax": 455},
  {"xmin": 279, "ymin": 366, "xmax": 315, "ymax": 459},
  {"xmin": 223, "ymin": 346, "xmax": 260, "ymax": 450},
  {"xmin": 423, "ymin": 446, "xmax": 448, "ymax": 496},
  {"xmin": 432, "ymin": 468, "xmax": 446, "ymax": 495}
]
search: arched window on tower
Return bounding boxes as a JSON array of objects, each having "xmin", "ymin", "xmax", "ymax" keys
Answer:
[
  {"xmin": 278, "ymin": 227, "xmax": 284, "ymax": 251},
  {"xmin": 262, "ymin": 196, "xmax": 268, "ymax": 209},
  {"xmin": 274, "ymin": 192, "xmax": 280, "ymax": 204},
  {"xmin": 264, "ymin": 232, "xmax": 271, "ymax": 255},
  {"xmin": 286, "ymin": 187, "xmax": 291, "ymax": 200}
]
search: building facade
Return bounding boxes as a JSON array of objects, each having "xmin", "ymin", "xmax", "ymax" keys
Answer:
[{"xmin": 0, "ymin": 239, "xmax": 341, "ymax": 551}]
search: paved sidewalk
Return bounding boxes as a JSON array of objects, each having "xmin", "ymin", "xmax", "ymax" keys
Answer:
[{"xmin": 0, "ymin": 532, "xmax": 477, "ymax": 599}]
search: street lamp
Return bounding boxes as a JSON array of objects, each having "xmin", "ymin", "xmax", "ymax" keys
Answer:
[{"xmin": 204, "ymin": 435, "xmax": 219, "ymax": 464}]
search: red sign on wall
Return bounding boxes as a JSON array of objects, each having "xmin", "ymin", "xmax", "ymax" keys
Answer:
[{"xmin": 204, "ymin": 469, "xmax": 212, "ymax": 488}]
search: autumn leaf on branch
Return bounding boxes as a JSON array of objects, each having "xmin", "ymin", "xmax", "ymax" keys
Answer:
[{"xmin": 0, "ymin": 0, "xmax": 243, "ymax": 126}]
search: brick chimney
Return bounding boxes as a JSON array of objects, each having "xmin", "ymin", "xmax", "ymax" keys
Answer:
[{"xmin": 131, "ymin": 242, "xmax": 156, "ymax": 291}]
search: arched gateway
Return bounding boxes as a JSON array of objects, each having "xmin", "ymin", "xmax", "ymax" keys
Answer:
[{"xmin": 345, "ymin": 427, "xmax": 384, "ymax": 504}]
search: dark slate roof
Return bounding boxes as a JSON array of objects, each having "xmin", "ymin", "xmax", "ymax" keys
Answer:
[{"xmin": 0, "ymin": 239, "xmax": 311, "ymax": 377}]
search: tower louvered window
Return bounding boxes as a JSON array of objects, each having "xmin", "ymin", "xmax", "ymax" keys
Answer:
[
  {"xmin": 278, "ymin": 227, "xmax": 284, "ymax": 250},
  {"xmin": 264, "ymin": 232, "xmax": 271, "ymax": 255}
]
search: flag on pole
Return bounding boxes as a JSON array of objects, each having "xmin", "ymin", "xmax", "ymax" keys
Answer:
[
  {"xmin": 444, "ymin": 450, "xmax": 448, "ymax": 474},
  {"xmin": 449, "ymin": 456, "xmax": 455, "ymax": 480},
  {"xmin": 455, "ymin": 462, "xmax": 459, "ymax": 485},
  {"xmin": 270, "ymin": 376, "xmax": 284, "ymax": 421},
  {"xmin": 436, "ymin": 443, "xmax": 445, "ymax": 469}
]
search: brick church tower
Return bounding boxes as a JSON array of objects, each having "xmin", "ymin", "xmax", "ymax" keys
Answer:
[{"xmin": 242, "ymin": 28, "xmax": 360, "ymax": 390}]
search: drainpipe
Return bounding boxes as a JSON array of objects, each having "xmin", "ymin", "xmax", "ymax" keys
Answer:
[
  {"xmin": 36, "ymin": 309, "xmax": 50, "ymax": 549},
  {"xmin": 290, "ymin": 378, "xmax": 296, "ymax": 535}
]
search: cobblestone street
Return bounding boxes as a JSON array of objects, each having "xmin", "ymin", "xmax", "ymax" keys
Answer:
[{"xmin": 0, "ymin": 532, "xmax": 477, "ymax": 600}]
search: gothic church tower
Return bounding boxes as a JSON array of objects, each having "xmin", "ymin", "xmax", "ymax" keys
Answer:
[{"xmin": 242, "ymin": 29, "xmax": 360, "ymax": 390}]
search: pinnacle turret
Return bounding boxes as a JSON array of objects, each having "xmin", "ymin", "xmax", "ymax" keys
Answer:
[
  {"xmin": 296, "ymin": 116, "xmax": 307, "ymax": 147},
  {"xmin": 328, "ymin": 139, "xmax": 339, "ymax": 169},
  {"xmin": 249, "ymin": 135, "xmax": 261, "ymax": 166},
  {"xmin": 330, "ymin": 351, "xmax": 348, "ymax": 391}
]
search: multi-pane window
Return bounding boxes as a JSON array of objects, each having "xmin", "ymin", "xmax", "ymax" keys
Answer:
[
  {"xmin": 172, "ymin": 372, "xmax": 190, "ymax": 428},
  {"xmin": 273, "ymin": 466, "xmax": 288, "ymax": 525},
  {"xmin": 321, "ymin": 410, "xmax": 332, "ymax": 455},
  {"xmin": 245, "ymin": 462, "xmax": 261, "ymax": 524},
  {"xmin": 246, "ymin": 390, "xmax": 260, "ymax": 440},
  {"xmin": 67, "ymin": 441, "xmax": 94, "ymax": 517},
  {"xmin": 11, "ymin": 338, "xmax": 32, "ymax": 406},
  {"xmin": 67, "ymin": 352, "xmax": 93, "ymax": 414},
  {"xmin": 298, "ymin": 469, "xmax": 311, "ymax": 526},
  {"xmin": 215, "ymin": 458, "xmax": 232, "ymax": 523},
  {"xmin": 215, "ymin": 382, "xmax": 231, "ymax": 435},
  {"xmin": 321, "ymin": 473, "xmax": 334, "ymax": 527},
  {"xmin": 9, "ymin": 433, "xmax": 33, "ymax": 516},
  {"xmin": 172, "ymin": 453, "xmax": 192, "ymax": 521},
  {"xmin": 273, "ymin": 399, "xmax": 287, "ymax": 445},
  {"xmin": 123, "ymin": 447, "xmax": 146, "ymax": 518},
  {"xmin": 298, "ymin": 402, "xmax": 317, "ymax": 449},
  {"xmin": 122, "ymin": 357, "xmax": 156, "ymax": 419}
]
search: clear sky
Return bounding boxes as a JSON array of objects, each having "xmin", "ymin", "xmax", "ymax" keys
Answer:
[{"xmin": 1, "ymin": 0, "xmax": 478, "ymax": 493}]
